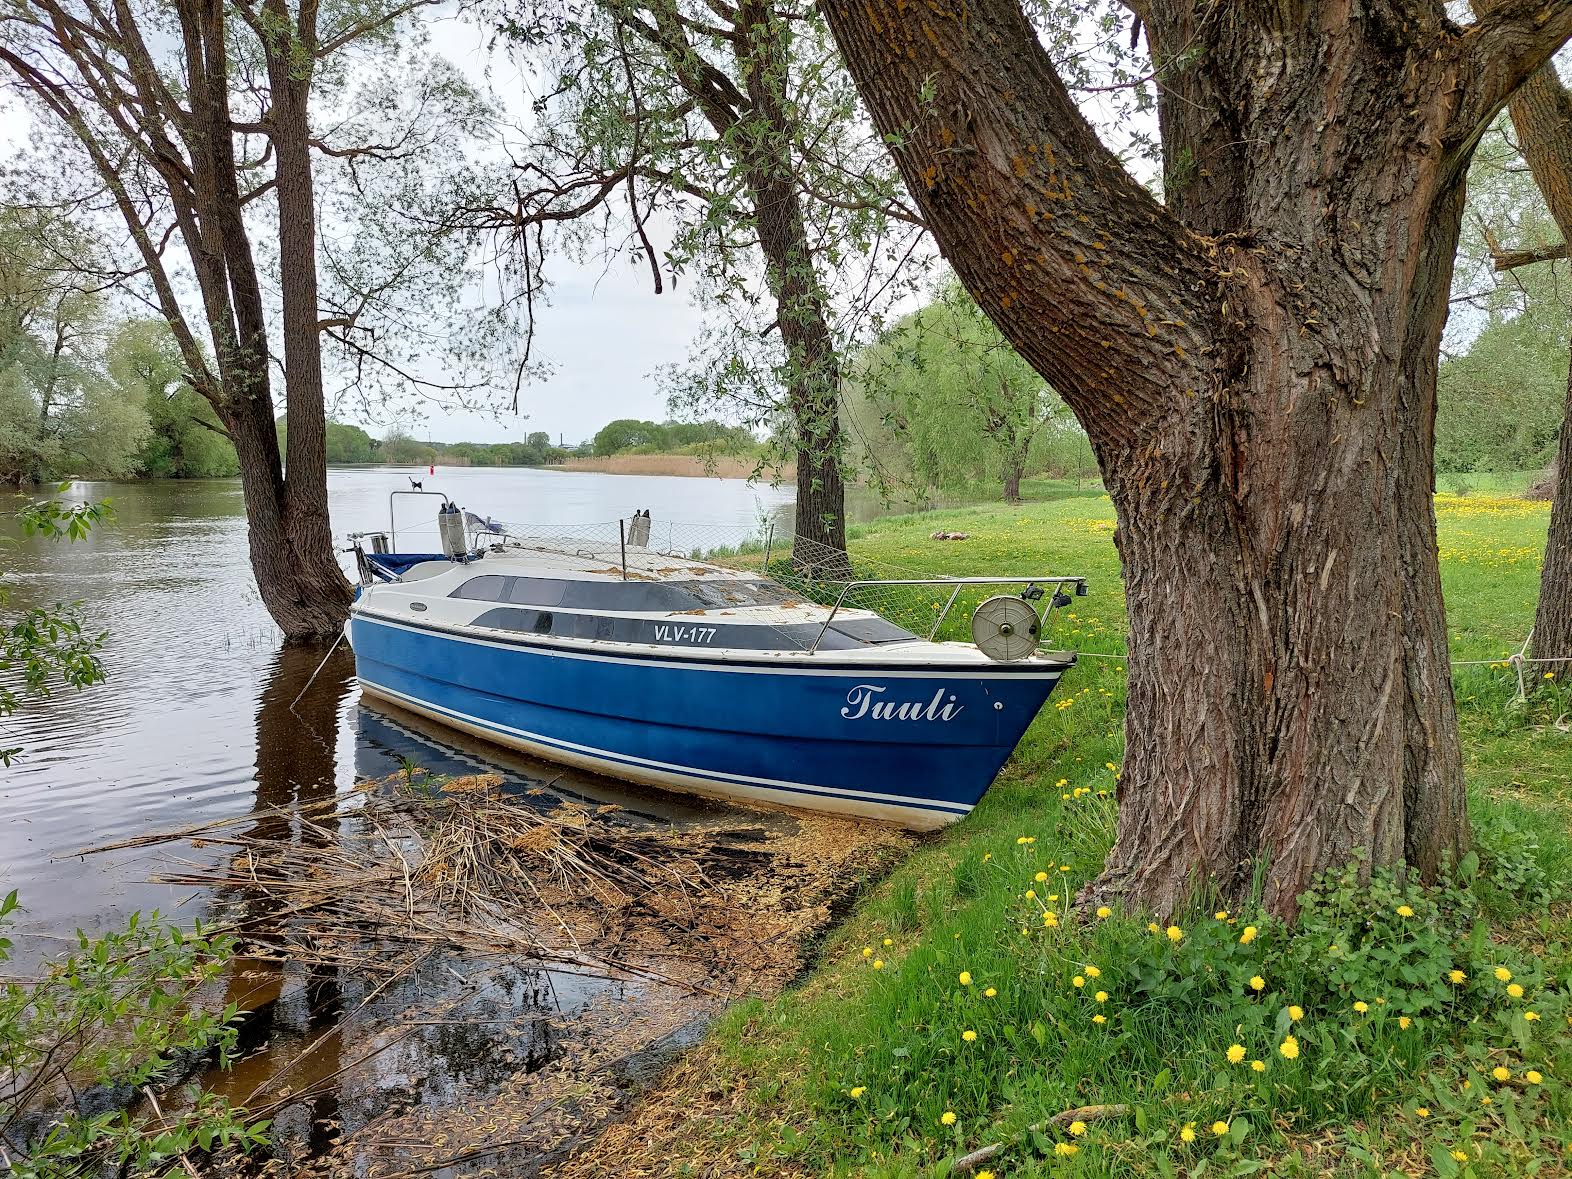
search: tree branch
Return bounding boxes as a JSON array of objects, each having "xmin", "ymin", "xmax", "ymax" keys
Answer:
[
  {"xmin": 1455, "ymin": 0, "xmax": 1572, "ymax": 143},
  {"xmin": 1492, "ymin": 241, "xmax": 1569, "ymax": 270}
]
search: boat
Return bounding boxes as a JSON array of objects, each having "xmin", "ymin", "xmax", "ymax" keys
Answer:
[{"xmin": 344, "ymin": 492, "xmax": 1083, "ymax": 830}]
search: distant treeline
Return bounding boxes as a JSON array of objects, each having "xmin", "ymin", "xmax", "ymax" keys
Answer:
[
  {"xmin": 277, "ymin": 420, "xmax": 569, "ymax": 468},
  {"xmin": 590, "ymin": 418, "xmax": 758, "ymax": 457}
]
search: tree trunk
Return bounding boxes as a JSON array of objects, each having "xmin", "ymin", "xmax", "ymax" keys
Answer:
[
  {"xmin": 812, "ymin": 0, "xmax": 1554, "ymax": 914},
  {"xmin": 1002, "ymin": 465, "xmax": 1022, "ymax": 503},
  {"xmin": 734, "ymin": 0, "xmax": 851, "ymax": 574},
  {"xmin": 1533, "ymin": 369, "xmax": 1572, "ymax": 667},
  {"xmin": 1495, "ymin": 54, "xmax": 1572, "ymax": 673}
]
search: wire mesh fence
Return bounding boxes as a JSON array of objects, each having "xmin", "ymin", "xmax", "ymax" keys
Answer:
[{"xmin": 465, "ymin": 513, "xmax": 1083, "ymax": 650}]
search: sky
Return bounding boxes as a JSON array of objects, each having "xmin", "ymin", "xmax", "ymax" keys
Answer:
[{"xmin": 0, "ymin": 18, "xmax": 710, "ymax": 448}]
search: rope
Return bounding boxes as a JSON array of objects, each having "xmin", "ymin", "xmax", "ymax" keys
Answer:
[{"xmin": 289, "ymin": 627, "xmax": 348, "ymax": 709}]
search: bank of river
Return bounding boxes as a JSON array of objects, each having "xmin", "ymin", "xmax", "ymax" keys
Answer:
[
  {"xmin": 554, "ymin": 452, "xmax": 782, "ymax": 479},
  {"xmin": 5, "ymin": 465, "xmax": 876, "ymax": 1172}
]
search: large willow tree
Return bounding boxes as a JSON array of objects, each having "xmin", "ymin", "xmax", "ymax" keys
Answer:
[{"xmin": 819, "ymin": 0, "xmax": 1572, "ymax": 914}]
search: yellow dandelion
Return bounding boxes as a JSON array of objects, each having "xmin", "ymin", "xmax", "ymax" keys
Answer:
[
  {"xmin": 1449, "ymin": 969, "xmax": 1467, "ymax": 984},
  {"xmin": 1398, "ymin": 1016, "xmax": 1412, "ymax": 1030},
  {"xmin": 1211, "ymin": 1120, "xmax": 1229, "ymax": 1137},
  {"xmin": 1507, "ymin": 983, "xmax": 1525, "ymax": 999},
  {"xmin": 1147, "ymin": 922, "xmax": 1160, "ymax": 934},
  {"xmin": 1096, "ymin": 906, "xmax": 1112, "ymax": 919},
  {"xmin": 1179, "ymin": 1122, "xmax": 1196, "ymax": 1143},
  {"xmin": 959, "ymin": 971, "xmax": 973, "ymax": 986},
  {"xmin": 1396, "ymin": 904, "xmax": 1415, "ymax": 918},
  {"xmin": 1043, "ymin": 912, "xmax": 1059, "ymax": 928},
  {"xmin": 1025, "ymin": 889, "xmax": 1037, "ymax": 900},
  {"xmin": 1214, "ymin": 910, "xmax": 1229, "ymax": 920},
  {"xmin": 1279, "ymin": 1036, "xmax": 1300, "ymax": 1059},
  {"xmin": 1353, "ymin": 1001, "xmax": 1369, "ymax": 1013},
  {"xmin": 1415, "ymin": 1107, "xmax": 1429, "ymax": 1117},
  {"xmin": 1035, "ymin": 871, "xmax": 1048, "ymax": 882},
  {"xmin": 1069, "ymin": 1120, "xmax": 1088, "ymax": 1136},
  {"xmin": 1451, "ymin": 1151, "xmax": 1468, "ymax": 1162},
  {"xmin": 962, "ymin": 1029, "xmax": 977, "ymax": 1042},
  {"xmin": 1239, "ymin": 926, "xmax": 1258, "ymax": 944},
  {"xmin": 1526, "ymin": 1070, "xmax": 1543, "ymax": 1084},
  {"xmin": 1055, "ymin": 1142, "xmax": 1079, "ymax": 1157},
  {"xmin": 883, "ymin": 938, "xmax": 893, "ymax": 947},
  {"xmin": 984, "ymin": 986, "xmax": 997, "ymax": 998},
  {"xmin": 862, "ymin": 947, "xmax": 873, "ymax": 958},
  {"xmin": 1249, "ymin": 975, "xmax": 1266, "ymax": 992},
  {"xmin": 1092, "ymin": 1013, "xmax": 1106, "ymax": 1024},
  {"xmin": 1166, "ymin": 925, "xmax": 1184, "ymax": 943},
  {"xmin": 1251, "ymin": 1059, "xmax": 1266, "ymax": 1072},
  {"xmin": 1073, "ymin": 975, "xmax": 1086, "ymax": 988},
  {"xmin": 1525, "ymin": 1011, "xmax": 1540, "ymax": 1021},
  {"xmin": 849, "ymin": 1086, "xmax": 866, "ymax": 1098},
  {"xmin": 872, "ymin": 959, "xmax": 884, "ymax": 970},
  {"xmin": 1494, "ymin": 966, "xmax": 1513, "ymax": 982},
  {"xmin": 1492, "ymin": 1065, "xmax": 1510, "ymax": 1081},
  {"xmin": 941, "ymin": 1110, "xmax": 957, "ymax": 1126},
  {"xmin": 1085, "ymin": 965, "xmax": 1101, "ymax": 978},
  {"xmin": 1288, "ymin": 1005, "xmax": 1304, "ymax": 1020},
  {"xmin": 1226, "ymin": 1044, "xmax": 1246, "ymax": 1064},
  {"xmin": 1094, "ymin": 991, "xmax": 1109, "ymax": 1003}
]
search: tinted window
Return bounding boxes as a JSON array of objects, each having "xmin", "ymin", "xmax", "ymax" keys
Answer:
[{"xmin": 451, "ymin": 575, "xmax": 511, "ymax": 601}]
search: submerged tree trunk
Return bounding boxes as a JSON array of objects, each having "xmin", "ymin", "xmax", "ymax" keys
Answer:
[
  {"xmin": 735, "ymin": 0, "xmax": 851, "ymax": 572},
  {"xmin": 816, "ymin": 0, "xmax": 1565, "ymax": 913}
]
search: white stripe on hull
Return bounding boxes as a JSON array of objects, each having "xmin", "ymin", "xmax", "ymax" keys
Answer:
[{"xmin": 358, "ymin": 680, "xmax": 968, "ymax": 831}]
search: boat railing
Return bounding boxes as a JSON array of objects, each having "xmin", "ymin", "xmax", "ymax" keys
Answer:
[{"xmin": 809, "ymin": 575, "xmax": 1087, "ymax": 653}]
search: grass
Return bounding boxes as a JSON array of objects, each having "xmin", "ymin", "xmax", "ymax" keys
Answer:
[{"xmin": 612, "ymin": 490, "xmax": 1572, "ymax": 1178}]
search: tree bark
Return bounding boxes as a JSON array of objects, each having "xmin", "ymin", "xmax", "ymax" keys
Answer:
[
  {"xmin": 1002, "ymin": 465, "xmax": 1022, "ymax": 504},
  {"xmin": 820, "ymin": 0, "xmax": 1571, "ymax": 914},
  {"xmin": 1496, "ymin": 58, "xmax": 1572, "ymax": 673}
]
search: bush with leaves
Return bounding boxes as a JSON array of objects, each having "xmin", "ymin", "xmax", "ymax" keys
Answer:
[{"xmin": 0, "ymin": 892, "xmax": 268, "ymax": 1176}]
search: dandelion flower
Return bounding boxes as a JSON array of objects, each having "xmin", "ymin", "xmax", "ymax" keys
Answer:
[
  {"xmin": 1492, "ymin": 1066, "xmax": 1510, "ymax": 1081},
  {"xmin": 849, "ymin": 1086, "xmax": 866, "ymax": 1098},
  {"xmin": 959, "ymin": 971, "xmax": 973, "ymax": 986},
  {"xmin": 1526, "ymin": 1070, "xmax": 1543, "ymax": 1084},
  {"xmin": 984, "ymin": 986, "xmax": 997, "ymax": 998},
  {"xmin": 1073, "ymin": 975, "xmax": 1086, "ymax": 988},
  {"xmin": 1179, "ymin": 1122, "xmax": 1196, "ymax": 1143},
  {"xmin": 1239, "ymin": 926, "xmax": 1258, "ymax": 944},
  {"xmin": 1148, "ymin": 922, "xmax": 1160, "ymax": 934},
  {"xmin": 1415, "ymin": 1107, "xmax": 1429, "ymax": 1117},
  {"xmin": 1096, "ymin": 906, "xmax": 1112, "ymax": 919},
  {"xmin": 1250, "ymin": 975, "xmax": 1266, "ymax": 992},
  {"xmin": 1524, "ymin": 1011, "xmax": 1539, "ymax": 1021},
  {"xmin": 1495, "ymin": 966, "xmax": 1513, "ymax": 982},
  {"xmin": 1211, "ymin": 1120, "xmax": 1229, "ymax": 1137},
  {"xmin": 1095, "ymin": 991, "xmax": 1109, "ymax": 1003},
  {"xmin": 1069, "ymin": 1120, "xmax": 1087, "ymax": 1136},
  {"xmin": 1396, "ymin": 904, "xmax": 1415, "ymax": 918},
  {"xmin": 1507, "ymin": 983, "xmax": 1525, "ymax": 999},
  {"xmin": 883, "ymin": 938, "xmax": 893, "ymax": 947},
  {"xmin": 1055, "ymin": 1142, "xmax": 1079, "ymax": 1157},
  {"xmin": 1279, "ymin": 1036, "xmax": 1300, "ymax": 1059},
  {"xmin": 1251, "ymin": 1060, "xmax": 1266, "ymax": 1072},
  {"xmin": 862, "ymin": 947, "xmax": 873, "ymax": 958},
  {"xmin": 873, "ymin": 959, "xmax": 884, "ymax": 970},
  {"xmin": 977, "ymin": 1172, "xmax": 994, "ymax": 1179},
  {"xmin": 962, "ymin": 1029, "xmax": 977, "ymax": 1042},
  {"xmin": 941, "ymin": 1110, "xmax": 957, "ymax": 1126},
  {"xmin": 1214, "ymin": 910, "xmax": 1229, "ymax": 920},
  {"xmin": 1226, "ymin": 1044, "xmax": 1246, "ymax": 1064},
  {"xmin": 1085, "ymin": 965, "xmax": 1101, "ymax": 978},
  {"xmin": 1166, "ymin": 925, "xmax": 1184, "ymax": 943},
  {"xmin": 1449, "ymin": 969, "xmax": 1467, "ymax": 984},
  {"xmin": 1288, "ymin": 1005, "xmax": 1304, "ymax": 1021},
  {"xmin": 1043, "ymin": 912, "xmax": 1059, "ymax": 928},
  {"xmin": 1398, "ymin": 1016, "xmax": 1412, "ymax": 1030},
  {"xmin": 1092, "ymin": 1013, "xmax": 1106, "ymax": 1024},
  {"xmin": 1353, "ymin": 1001, "xmax": 1369, "ymax": 1013},
  {"xmin": 1035, "ymin": 871, "xmax": 1048, "ymax": 882},
  {"xmin": 1016, "ymin": 836, "xmax": 1029, "ymax": 845},
  {"xmin": 1451, "ymin": 1151, "xmax": 1468, "ymax": 1162}
]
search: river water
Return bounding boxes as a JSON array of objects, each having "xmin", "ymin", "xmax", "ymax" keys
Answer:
[
  {"xmin": 0, "ymin": 466, "xmax": 834, "ymax": 1168},
  {"xmin": 1, "ymin": 466, "xmax": 798, "ymax": 964}
]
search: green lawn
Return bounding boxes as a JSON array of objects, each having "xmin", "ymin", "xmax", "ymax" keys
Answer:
[{"xmin": 627, "ymin": 491, "xmax": 1572, "ymax": 1179}]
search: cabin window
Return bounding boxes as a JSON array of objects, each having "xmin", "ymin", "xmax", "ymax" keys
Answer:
[{"xmin": 450, "ymin": 575, "xmax": 511, "ymax": 602}]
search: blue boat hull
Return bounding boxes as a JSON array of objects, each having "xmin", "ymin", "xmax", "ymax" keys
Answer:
[{"xmin": 349, "ymin": 614, "xmax": 1068, "ymax": 828}]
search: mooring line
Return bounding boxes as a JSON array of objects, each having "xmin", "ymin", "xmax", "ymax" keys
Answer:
[{"xmin": 289, "ymin": 626, "xmax": 348, "ymax": 709}]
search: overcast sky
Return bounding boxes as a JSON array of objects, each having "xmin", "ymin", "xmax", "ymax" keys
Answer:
[{"xmin": 1, "ymin": 17, "xmax": 710, "ymax": 447}]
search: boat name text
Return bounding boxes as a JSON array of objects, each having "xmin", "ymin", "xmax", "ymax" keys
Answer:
[{"xmin": 841, "ymin": 684, "xmax": 964, "ymax": 722}]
